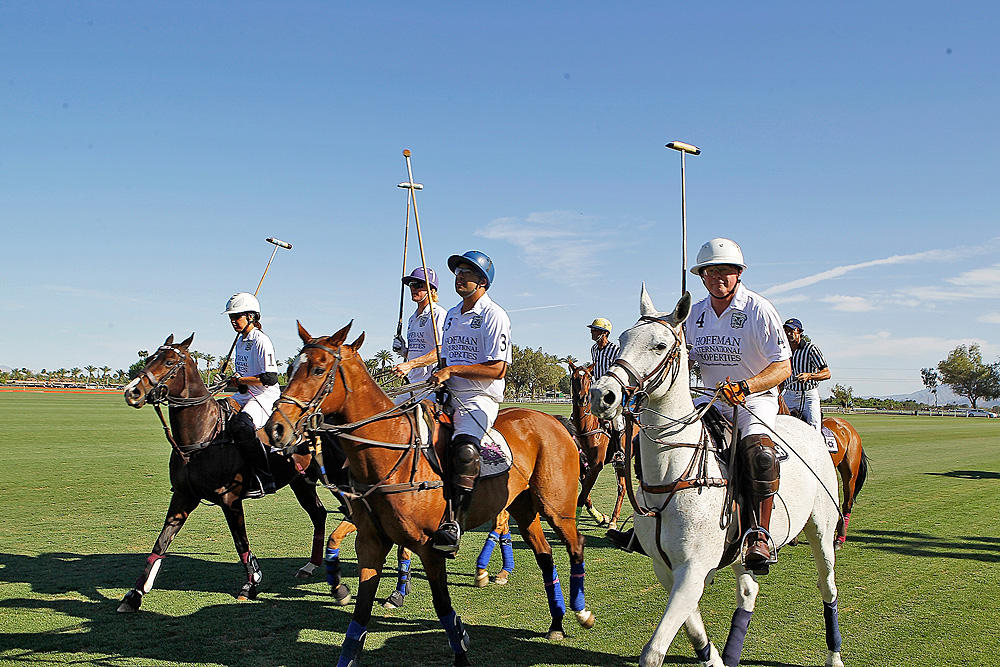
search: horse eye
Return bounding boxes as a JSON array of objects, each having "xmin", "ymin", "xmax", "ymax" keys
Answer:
[
  {"xmin": 655, "ymin": 342, "xmax": 669, "ymax": 351},
  {"xmin": 312, "ymin": 367, "xmax": 325, "ymax": 376},
  {"xmin": 165, "ymin": 360, "xmax": 176, "ymax": 366}
]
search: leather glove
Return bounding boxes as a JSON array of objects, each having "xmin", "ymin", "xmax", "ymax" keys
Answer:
[
  {"xmin": 717, "ymin": 379, "xmax": 750, "ymax": 406},
  {"xmin": 392, "ymin": 335, "xmax": 406, "ymax": 356}
]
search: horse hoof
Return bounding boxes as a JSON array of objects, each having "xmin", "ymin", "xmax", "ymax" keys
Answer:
[
  {"xmin": 382, "ymin": 590, "xmax": 405, "ymax": 609},
  {"xmin": 237, "ymin": 583, "xmax": 258, "ymax": 601},
  {"xmin": 454, "ymin": 652, "xmax": 472, "ymax": 667},
  {"xmin": 639, "ymin": 646, "xmax": 666, "ymax": 667},
  {"xmin": 834, "ymin": 538, "xmax": 846, "ymax": 550},
  {"xmin": 788, "ymin": 536, "xmax": 799, "ymax": 546},
  {"xmin": 545, "ymin": 629, "xmax": 565, "ymax": 641},
  {"xmin": 296, "ymin": 562, "xmax": 319, "ymax": 579},
  {"xmin": 494, "ymin": 570, "xmax": 510, "ymax": 586},
  {"xmin": 574, "ymin": 609, "xmax": 595, "ymax": 629},
  {"xmin": 825, "ymin": 651, "xmax": 845, "ymax": 667},
  {"xmin": 116, "ymin": 590, "xmax": 142, "ymax": 613},
  {"xmin": 474, "ymin": 569, "xmax": 489, "ymax": 587},
  {"xmin": 333, "ymin": 584, "xmax": 352, "ymax": 606}
]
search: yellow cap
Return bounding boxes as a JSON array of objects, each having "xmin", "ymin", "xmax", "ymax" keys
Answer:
[{"xmin": 588, "ymin": 318, "xmax": 612, "ymax": 333}]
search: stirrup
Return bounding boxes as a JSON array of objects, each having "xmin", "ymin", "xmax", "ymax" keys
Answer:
[
  {"xmin": 432, "ymin": 521, "xmax": 462, "ymax": 556},
  {"xmin": 739, "ymin": 527, "xmax": 777, "ymax": 572}
]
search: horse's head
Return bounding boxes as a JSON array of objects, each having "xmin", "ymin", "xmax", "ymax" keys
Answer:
[
  {"xmin": 265, "ymin": 320, "xmax": 366, "ymax": 448},
  {"xmin": 124, "ymin": 333, "xmax": 196, "ymax": 408},
  {"xmin": 569, "ymin": 361, "xmax": 594, "ymax": 409},
  {"xmin": 590, "ymin": 284, "xmax": 691, "ymax": 419}
]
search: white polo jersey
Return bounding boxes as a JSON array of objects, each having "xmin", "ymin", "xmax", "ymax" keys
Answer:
[
  {"xmin": 686, "ymin": 283, "xmax": 789, "ymax": 397},
  {"xmin": 234, "ymin": 327, "xmax": 281, "ymax": 415},
  {"xmin": 441, "ymin": 292, "xmax": 512, "ymax": 402},
  {"xmin": 405, "ymin": 301, "xmax": 448, "ymax": 384}
]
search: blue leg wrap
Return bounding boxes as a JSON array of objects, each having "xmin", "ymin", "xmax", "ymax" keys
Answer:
[
  {"xmin": 542, "ymin": 564, "xmax": 567, "ymax": 621},
  {"xmin": 476, "ymin": 531, "xmax": 500, "ymax": 570},
  {"xmin": 569, "ymin": 561, "xmax": 585, "ymax": 612},
  {"xmin": 439, "ymin": 610, "xmax": 471, "ymax": 654},
  {"xmin": 695, "ymin": 642, "xmax": 712, "ymax": 663},
  {"xmin": 336, "ymin": 620, "xmax": 367, "ymax": 667},
  {"xmin": 500, "ymin": 533, "xmax": 514, "ymax": 573},
  {"xmin": 721, "ymin": 607, "xmax": 753, "ymax": 667},
  {"xmin": 396, "ymin": 558, "xmax": 411, "ymax": 594},
  {"xmin": 325, "ymin": 547, "xmax": 340, "ymax": 587},
  {"xmin": 824, "ymin": 598, "xmax": 842, "ymax": 652}
]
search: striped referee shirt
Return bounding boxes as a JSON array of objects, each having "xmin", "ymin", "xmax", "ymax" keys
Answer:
[
  {"xmin": 591, "ymin": 340, "xmax": 620, "ymax": 380},
  {"xmin": 786, "ymin": 341, "xmax": 828, "ymax": 392}
]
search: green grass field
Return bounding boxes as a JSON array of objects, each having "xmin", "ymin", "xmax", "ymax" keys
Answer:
[{"xmin": 1, "ymin": 392, "xmax": 998, "ymax": 666}]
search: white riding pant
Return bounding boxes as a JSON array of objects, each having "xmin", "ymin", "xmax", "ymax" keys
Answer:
[
  {"xmin": 233, "ymin": 385, "xmax": 280, "ymax": 430},
  {"xmin": 783, "ymin": 388, "xmax": 822, "ymax": 431},
  {"xmin": 449, "ymin": 392, "xmax": 500, "ymax": 440},
  {"xmin": 696, "ymin": 393, "xmax": 779, "ymax": 439}
]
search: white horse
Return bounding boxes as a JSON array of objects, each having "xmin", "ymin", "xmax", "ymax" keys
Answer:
[{"xmin": 590, "ymin": 285, "xmax": 844, "ymax": 667}]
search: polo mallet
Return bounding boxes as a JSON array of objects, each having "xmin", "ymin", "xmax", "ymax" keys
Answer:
[
  {"xmin": 665, "ymin": 141, "xmax": 701, "ymax": 295},
  {"xmin": 219, "ymin": 236, "xmax": 293, "ymax": 377},
  {"xmin": 394, "ymin": 181, "xmax": 424, "ymax": 354},
  {"xmin": 402, "ymin": 150, "xmax": 442, "ymax": 369}
]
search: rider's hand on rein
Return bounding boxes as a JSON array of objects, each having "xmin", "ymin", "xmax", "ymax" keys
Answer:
[{"xmin": 717, "ymin": 379, "xmax": 750, "ymax": 406}]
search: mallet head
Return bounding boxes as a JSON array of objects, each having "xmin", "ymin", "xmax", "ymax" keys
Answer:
[
  {"xmin": 397, "ymin": 182, "xmax": 424, "ymax": 190},
  {"xmin": 666, "ymin": 141, "xmax": 701, "ymax": 156},
  {"xmin": 266, "ymin": 237, "xmax": 292, "ymax": 249}
]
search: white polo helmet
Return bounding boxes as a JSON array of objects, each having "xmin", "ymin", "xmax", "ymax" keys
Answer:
[
  {"xmin": 223, "ymin": 292, "xmax": 260, "ymax": 316},
  {"xmin": 690, "ymin": 238, "xmax": 747, "ymax": 275}
]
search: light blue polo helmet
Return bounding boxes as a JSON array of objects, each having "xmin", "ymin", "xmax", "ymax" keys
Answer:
[{"xmin": 448, "ymin": 250, "xmax": 495, "ymax": 289}]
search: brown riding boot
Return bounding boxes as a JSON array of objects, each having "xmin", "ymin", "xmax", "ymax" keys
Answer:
[{"xmin": 745, "ymin": 495, "xmax": 775, "ymax": 573}]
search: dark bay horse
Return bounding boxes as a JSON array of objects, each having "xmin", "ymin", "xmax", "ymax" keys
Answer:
[
  {"xmin": 567, "ymin": 361, "xmax": 627, "ymax": 529},
  {"xmin": 117, "ymin": 334, "xmax": 329, "ymax": 612},
  {"xmin": 778, "ymin": 396, "xmax": 869, "ymax": 547},
  {"xmin": 266, "ymin": 322, "xmax": 593, "ymax": 667}
]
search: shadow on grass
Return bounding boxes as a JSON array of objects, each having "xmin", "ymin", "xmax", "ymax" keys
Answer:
[
  {"xmin": 0, "ymin": 550, "xmax": 633, "ymax": 667},
  {"xmin": 849, "ymin": 530, "xmax": 1000, "ymax": 562},
  {"xmin": 925, "ymin": 469, "xmax": 1000, "ymax": 480}
]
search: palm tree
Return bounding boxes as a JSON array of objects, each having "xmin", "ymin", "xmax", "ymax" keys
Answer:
[
  {"xmin": 84, "ymin": 365, "xmax": 96, "ymax": 384},
  {"xmin": 100, "ymin": 366, "xmax": 111, "ymax": 386},
  {"xmin": 204, "ymin": 354, "xmax": 216, "ymax": 381},
  {"xmin": 375, "ymin": 349, "xmax": 394, "ymax": 369},
  {"xmin": 191, "ymin": 350, "xmax": 204, "ymax": 375},
  {"xmin": 70, "ymin": 368, "xmax": 82, "ymax": 384}
]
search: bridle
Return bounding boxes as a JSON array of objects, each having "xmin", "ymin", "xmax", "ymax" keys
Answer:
[
  {"xmin": 271, "ymin": 342, "xmax": 348, "ymax": 443},
  {"xmin": 141, "ymin": 345, "xmax": 195, "ymax": 405},
  {"xmin": 606, "ymin": 315, "xmax": 685, "ymax": 404}
]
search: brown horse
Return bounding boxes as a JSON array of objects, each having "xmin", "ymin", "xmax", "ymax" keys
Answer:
[
  {"xmin": 822, "ymin": 416, "xmax": 868, "ymax": 547},
  {"xmin": 778, "ymin": 395, "xmax": 869, "ymax": 547},
  {"xmin": 567, "ymin": 361, "xmax": 627, "ymax": 529},
  {"xmin": 265, "ymin": 322, "xmax": 594, "ymax": 667},
  {"xmin": 117, "ymin": 333, "xmax": 329, "ymax": 612}
]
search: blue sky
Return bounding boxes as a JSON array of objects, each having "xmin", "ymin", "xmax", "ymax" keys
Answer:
[{"xmin": 2, "ymin": 2, "xmax": 998, "ymax": 397}]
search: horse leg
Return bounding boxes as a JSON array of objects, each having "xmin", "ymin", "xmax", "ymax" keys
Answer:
[
  {"xmin": 117, "ymin": 492, "xmax": 200, "ymax": 612},
  {"xmin": 804, "ymin": 512, "xmax": 844, "ymax": 667},
  {"xmin": 836, "ymin": 459, "xmax": 853, "ymax": 547},
  {"xmin": 506, "ymin": 494, "xmax": 565, "ymax": 640},
  {"xmin": 720, "ymin": 564, "xmax": 760, "ymax": 667},
  {"xmin": 608, "ymin": 469, "xmax": 627, "ymax": 530},
  {"xmin": 475, "ymin": 509, "xmax": 514, "ymax": 586},
  {"xmin": 579, "ymin": 462, "xmax": 609, "ymax": 527},
  {"xmin": 540, "ymin": 492, "xmax": 594, "ymax": 631},
  {"xmin": 219, "ymin": 500, "xmax": 262, "ymax": 600},
  {"xmin": 382, "ymin": 545, "xmax": 412, "ymax": 609},
  {"xmin": 290, "ymin": 477, "xmax": 328, "ymax": 578},
  {"xmin": 336, "ymin": 529, "xmax": 391, "ymax": 667},
  {"xmin": 641, "ymin": 561, "xmax": 715, "ymax": 667},
  {"xmin": 682, "ymin": 605, "xmax": 724, "ymax": 667},
  {"xmin": 325, "ymin": 518, "xmax": 356, "ymax": 605},
  {"xmin": 421, "ymin": 551, "xmax": 472, "ymax": 667}
]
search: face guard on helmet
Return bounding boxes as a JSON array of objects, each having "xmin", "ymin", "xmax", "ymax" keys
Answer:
[
  {"xmin": 447, "ymin": 250, "xmax": 495, "ymax": 289},
  {"xmin": 223, "ymin": 292, "xmax": 261, "ymax": 317},
  {"xmin": 690, "ymin": 238, "xmax": 747, "ymax": 275}
]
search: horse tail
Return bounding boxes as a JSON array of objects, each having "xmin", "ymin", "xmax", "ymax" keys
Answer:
[
  {"xmin": 852, "ymin": 448, "xmax": 870, "ymax": 501},
  {"xmin": 553, "ymin": 415, "xmax": 587, "ymax": 480}
]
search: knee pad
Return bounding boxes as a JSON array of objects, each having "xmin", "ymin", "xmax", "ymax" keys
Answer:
[
  {"xmin": 739, "ymin": 434, "xmax": 780, "ymax": 497},
  {"xmin": 451, "ymin": 435, "xmax": 481, "ymax": 489}
]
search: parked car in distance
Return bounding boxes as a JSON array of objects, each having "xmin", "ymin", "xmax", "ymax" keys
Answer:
[{"xmin": 965, "ymin": 409, "xmax": 997, "ymax": 418}]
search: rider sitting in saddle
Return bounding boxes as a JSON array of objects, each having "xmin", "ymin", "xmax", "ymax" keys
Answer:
[
  {"xmin": 391, "ymin": 267, "xmax": 448, "ymax": 403},
  {"xmin": 588, "ymin": 317, "xmax": 624, "ymax": 465},
  {"xmin": 609, "ymin": 238, "xmax": 791, "ymax": 574},
  {"xmin": 427, "ymin": 251, "xmax": 512, "ymax": 555},
  {"xmin": 223, "ymin": 292, "xmax": 280, "ymax": 498}
]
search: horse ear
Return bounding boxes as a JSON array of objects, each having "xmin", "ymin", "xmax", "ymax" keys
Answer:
[
  {"xmin": 329, "ymin": 320, "xmax": 354, "ymax": 347},
  {"xmin": 179, "ymin": 333, "xmax": 195, "ymax": 349},
  {"xmin": 348, "ymin": 332, "xmax": 365, "ymax": 351},
  {"xmin": 567, "ymin": 359, "xmax": 577, "ymax": 372},
  {"xmin": 297, "ymin": 320, "xmax": 312, "ymax": 343},
  {"xmin": 669, "ymin": 292, "xmax": 692, "ymax": 326},
  {"xmin": 164, "ymin": 334, "xmax": 174, "ymax": 346},
  {"xmin": 640, "ymin": 282, "xmax": 657, "ymax": 317}
]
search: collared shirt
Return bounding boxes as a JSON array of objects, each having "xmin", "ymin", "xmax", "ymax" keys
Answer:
[
  {"xmin": 441, "ymin": 292, "xmax": 512, "ymax": 402},
  {"xmin": 686, "ymin": 283, "xmax": 790, "ymax": 397},
  {"xmin": 235, "ymin": 327, "xmax": 279, "ymax": 400},
  {"xmin": 786, "ymin": 341, "xmax": 828, "ymax": 392},
  {"xmin": 590, "ymin": 340, "xmax": 620, "ymax": 380},
  {"xmin": 405, "ymin": 301, "xmax": 448, "ymax": 384}
]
